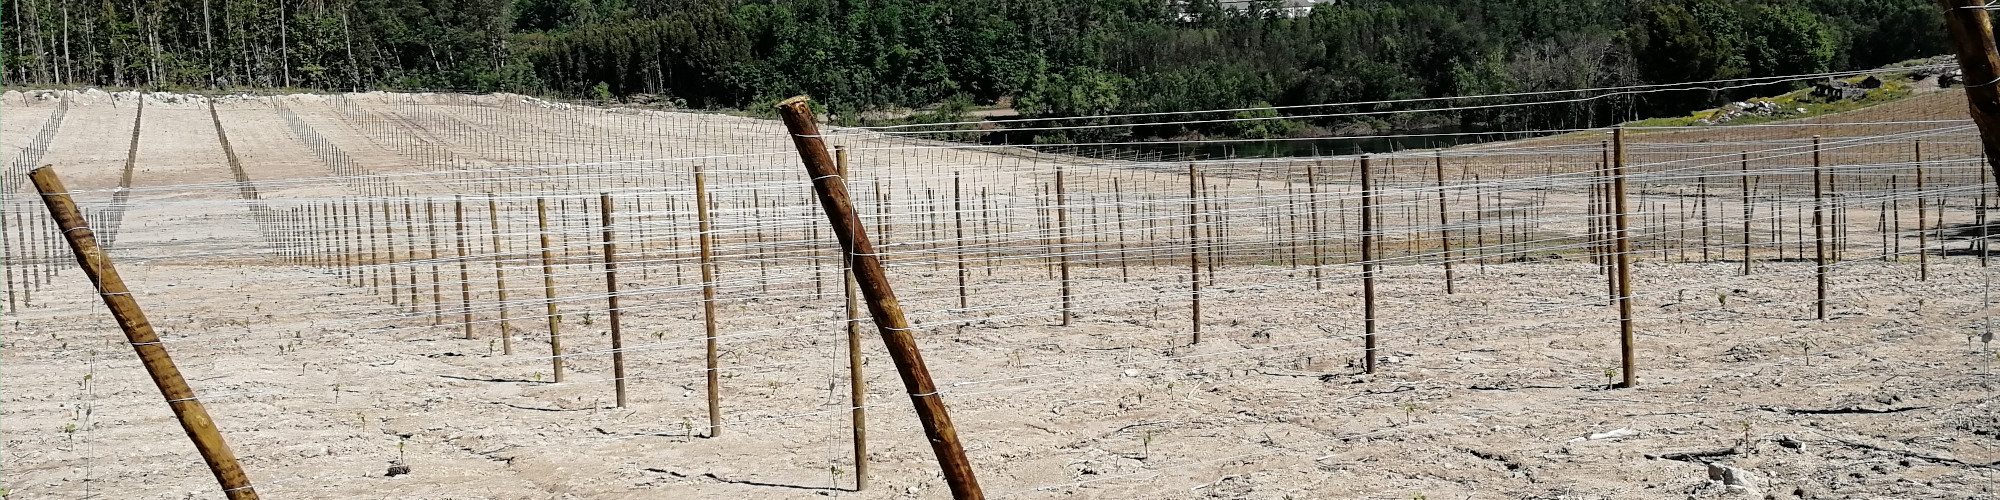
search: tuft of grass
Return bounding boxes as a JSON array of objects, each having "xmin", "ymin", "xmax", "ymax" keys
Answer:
[{"xmin": 1627, "ymin": 73, "xmax": 1919, "ymax": 129}]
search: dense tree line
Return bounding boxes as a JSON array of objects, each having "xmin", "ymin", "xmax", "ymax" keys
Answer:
[{"xmin": 0, "ymin": 0, "xmax": 1951, "ymax": 138}]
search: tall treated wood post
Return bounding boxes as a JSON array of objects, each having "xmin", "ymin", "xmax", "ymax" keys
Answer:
[
  {"xmin": 536, "ymin": 198, "xmax": 563, "ymax": 382},
  {"xmin": 1941, "ymin": 0, "xmax": 2000, "ymax": 188},
  {"xmin": 1917, "ymin": 141, "xmax": 1930, "ymax": 281},
  {"xmin": 1360, "ymin": 155, "xmax": 1379, "ymax": 374},
  {"xmin": 838, "ymin": 148, "xmax": 868, "ymax": 491},
  {"xmin": 1612, "ymin": 128, "xmax": 1637, "ymax": 388},
  {"xmin": 29, "ymin": 166, "xmax": 260, "ymax": 500},
  {"xmin": 1188, "ymin": 164, "xmax": 1203, "ymax": 344},
  {"xmin": 1113, "ymin": 178, "xmax": 1129, "ymax": 282},
  {"xmin": 1056, "ymin": 166, "xmax": 1073, "ymax": 326},
  {"xmin": 601, "ymin": 193, "xmax": 627, "ymax": 408},
  {"xmin": 694, "ymin": 165, "xmax": 722, "ymax": 437},
  {"xmin": 489, "ymin": 196, "xmax": 513, "ymax": 355},
  {"xmin": 456, "ymin": 196, "xmax": 474, "ymax": 339},
  {"xmin": 1813, "ymin": 137, "xmax": 1829, "ymax": 321},
  {"xmin": 1433, "ymin": 153, "xmax": 1455, "ymax": 294},
  {"xmin": 954, "ymin": 172, "xmax": 969, "ymax": 310},
  {"xmin": 1741, "ymin": 153, "xmax": 1754, "ymax": 275},
  {"xmin": 1700, "ymin": 176, "xmax": 1711, "ymax": 261},
  {"xmin": 776, "ymin": 97, "xmax": 983, "ymax": 500}
]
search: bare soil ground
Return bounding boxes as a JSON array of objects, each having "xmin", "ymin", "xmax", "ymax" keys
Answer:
[{"xmin": 1, "ymin": 89, "xmax": 1996, "ymax": 500}]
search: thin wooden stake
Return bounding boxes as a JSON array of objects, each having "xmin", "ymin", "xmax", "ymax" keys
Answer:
[
  {"xmin": 1056, "ymin": 167, "xmax": 1072, "ymax": 326},
  {"xmin": 537, "ymin": 198, "xmax": 563, "ymax": 382},
  {"xmin": 838, "ymin": 149, "xmax": 868, "ymax": 491},
  {"xmin": 694, "ymin": 165, "xmax": 722, "ymax": 437},
  {"xmin": 1918, "ymin": 141, "xmax": 1930, "ymax": 281},
  {"xmin": 489, "ymin": 196, "xmax": 512, "ymax": 355},
  {"xmin": 1741, "ymin": 153, "xmax": 1754, "ymax": 275},
  {"xmin": 30, "ymin": 166, "xmax": 260, "ymax": 500},
  {"xmin": 601, "ymin": 193, "xmax": 627, "ymax": 408},
  {"xmin": 1813, "ymin": 137, "xmax": 1829, "ymax": 321},
  {"xmin": 456, "ymin": 196, "xmax": 473, "ymax": 339},
  {"xmin": 1360, "ymin": 155, "xmax": 1379, "ymax": 374},
  {"xmin": 1433, "ymin": 153, "xmax": 1454, "ymax": 294},
  {"xmin": 1188, "ymin": 164, "xmax": 1203, "ymax": 344},
  {"xmin": 776, "ymin": 97, "xmax": 982, "ymax": 500},
  {"xmin": 954, "ymin": 172, "xmax": 969, "ymax": 310},
  {"xmin": 1612, "ymin": 129, "xmax": 1637, "ymax": 388}
]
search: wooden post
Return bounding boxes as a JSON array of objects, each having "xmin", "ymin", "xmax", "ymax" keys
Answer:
[
  {"xmin": 1700, "ymin": 176, "xmax": 1711, "ymax": 262},
  {"xmin": 488, "ymin": 196, "xmax": 512, "ymax": 355},
  {"xmin": 1360, "ymin": 155, "xmax": 1379, "ymax": 374},
  {"xmin": 1433, "ymin": 153, "xmax": 1455, "ymax": 294},
  {"xmin": 694, "ymin": 165, "xmax": 722, "ymax": 437},
  {"xmin": 456, "ymin": 196, "xmax": 474, "ymax": 339},
  {"xmin": 1113, "ymin": 178, "xmax": 1129, "ymax": 282},
  {"xmin": 954, "ymin": 172, "xmax": 969, "ymax": 310},
  {"xmin": 1941, "ymin": 0, "xmax": 2000, "ymax": 188},
  {"xmin": 1918, "ymin": 142, "xmax": 1930, "ymax": 281},
  {"xmin": 29, "ymin": 166, "xmax": 260, "ymax": 500},
  {"xmin": 385, "ymin": 201, "xmax": 400, "ymax": 307},
  {"xmin": 536, "ymin": 198, "xmax": 563, "ymax": 382},
  {"xmin": 601, "ymin": 193, "xmax": 627, "ymax": 408},
  {"xmin": 1056, "ymin": 167, "xmax": 1072, "ymax": 326},
  {"xmin": 1188, "ymin": 164, "xmax": 1203, "ymax": 344},
  {"xmin": 429, "ymin": 201, "xmax": 443, "ymax": 325},
  {"xmin": 1741, "ymin": 153, "xmax": 1754, "ymax": 275},
  {"xmin": 1813, "ymin": 137, "xmax": 1829, "ymax": 321},
  {"xmin": 368, "ymin": 198, "xmax": 381, "ymax": 295},
  {"xmin": 1612, "ymin": 128, "xmax": 1637, "ymax": 388},
  {"xmin": 1306, "ymin": 163, "xmax": 1325, "ymax": 290},
  {"xmin": 838, "ymin": 148, "xmax": 868, "ymax": 491},
  {"xmin": 776, "ymin": 97, "xmax": 983, "ymax": 500},
  {"xmin": 404, "ymin": 201, "xmax": 419, "ymax": 311}
]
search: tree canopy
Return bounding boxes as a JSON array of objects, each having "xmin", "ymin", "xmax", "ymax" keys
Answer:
[{"xmin": 1, "ymin": 0, "xmax": 1949, "ymax": 137}]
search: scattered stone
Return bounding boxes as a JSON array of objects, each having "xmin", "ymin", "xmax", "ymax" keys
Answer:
[
  {"xmin": 386, "ymin": 461, "xmax": 411, "ymax": 477},
  {"xmin": 1587, "ymin": 428, "xmax": 1639, "ymax": 440},
  {"xmin": 1706, "ymin": 462, "xmax": 1759, "ymax": 496}
]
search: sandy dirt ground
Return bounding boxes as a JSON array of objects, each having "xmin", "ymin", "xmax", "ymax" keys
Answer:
[{"xmin": 1, "ymin": 89, "xmax": 1996, "ymax": 500}]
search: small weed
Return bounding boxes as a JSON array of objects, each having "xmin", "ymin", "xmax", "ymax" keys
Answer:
[
  {"xmin": 1717, "ymin": 294, "xmax": 1728, "ymax": 308},
  {"xmin": 1400, "ymin": 403, "xmax": 1421, "ymax": 424},
  {"xmin": 582, "ymin": 312, "xmax": 594, "ymax": 326},
  {"xmin": 1604, "ymin": 367, "xmax": 1619, "ymax": 387},
  {"xmin": 1140, "ymin": 429, "xmax": 1157, "ymax": 455}
]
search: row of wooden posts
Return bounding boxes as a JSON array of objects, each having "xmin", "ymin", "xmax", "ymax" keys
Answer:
[{"xmin": 15, "ymin": 123, "xmax": 1997, "ymax": 500}]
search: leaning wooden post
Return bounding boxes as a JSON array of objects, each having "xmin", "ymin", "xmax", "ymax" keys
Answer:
[
  {"xmin": 456, "ymin": 196, "xmax": 474, "ymax": 339},
  {"xmin": 837, "ymin": 147, "xmax": 868, "ymax": 490},
  {"xmin": 1360, "ymin": 155, "xmax": 1379, "ymax": 374},
  {"xmin": 1433, "ymin": 153, "xmax": 1455, "ymax": 294},
  {"xmin": 600, "ymin": 193, "xmax": 627, "ymax": 408},
  {"xmin": 1056, "ymin": 166, "xmax": 1073, "ymax": 326},
  {"xmin": 536, "ymin": 198, "xmax": 563, "ymax": 382},
  {"xmin": 693, "ymin": 165, "xmax": 722, "ymax": 437},
  {"xmin": 488, "ymin": 196, "xmax": 513, "ymax": 355},
  {"xmin": 1188, "ymin": 164, "xmax": 1203, "ymax": 344},
  {"xmin": 1917, "ymin": 141, "xmax": 1930, "ymax": 281},
  {"xmin": 1611, "ymin": 128, "xmax": 1637, "ymax": 388},
  {"xmin": 29, "ymin": 166, "xmax": 260, "ymax": 500},
  {"xmin": 775, "ymin": 97, "xmax": 984, "ymax": 500},
  {"xmin": 1813, "ymin": 137, "xmax": 1829, "ymax": 321},
  {"xmin": 1941, "ymin": 0, "xmax": 2000, "ymax": 189}
]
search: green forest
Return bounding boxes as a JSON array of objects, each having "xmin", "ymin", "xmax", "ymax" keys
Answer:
[{"xmin": 0, "ymin": 0, "xmax": 1951, "ymax": 139}]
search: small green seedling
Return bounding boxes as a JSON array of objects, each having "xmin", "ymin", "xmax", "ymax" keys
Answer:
[
  {"xmin": 1717, "ymin": 294, "xmax": 1728, "ymax": 308},
  {"xmin": 682, "ymin": 416, "xmax": 696, "ymax": 440},
  {"xmin": 1401, "ymin": 403, "xmax": 1421, "ymax": 424},
  {"xmin": 1604, "ymin": 367, "xmax": 1619, "ymax": 387},
  {"xmin": 398, "ymin": 436, "xmax": 407, "ymax": 462},
  {"xmin": 333, "ymin": 383, "xmax": 341, "ymax": 403},
  {"xmin": 582, "ymin": 312, "xmax": 594, "ymax": 326},
  {"xmin": 1141, "ymin": 429, "xmax": 1157, "ymax": 455}
]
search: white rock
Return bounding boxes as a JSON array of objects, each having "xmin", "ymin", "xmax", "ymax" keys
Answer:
[{"xmin": 1586, "ymin": 428, "xmax": 1638, "ymax": 440}]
